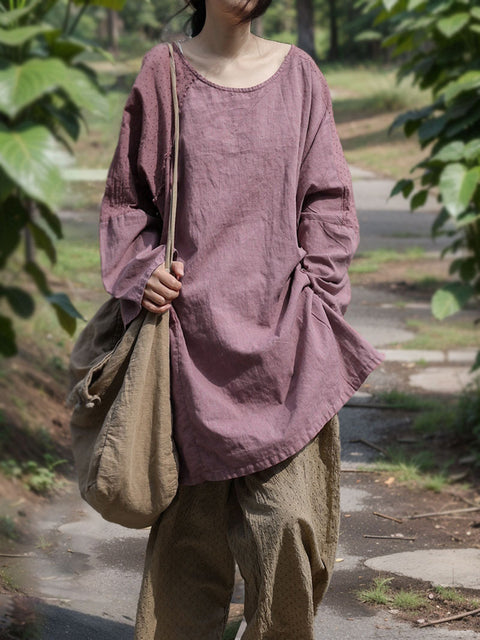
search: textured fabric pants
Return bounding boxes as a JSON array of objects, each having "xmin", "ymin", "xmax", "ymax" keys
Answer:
[{"xmin": 134, "ymin": 415, "xmax": 341, "ymax": 640}]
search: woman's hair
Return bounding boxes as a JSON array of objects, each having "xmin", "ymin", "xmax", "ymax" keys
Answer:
[{"xmin": 186, "ymin": 0, "xmax": 273, "ymax": 37}]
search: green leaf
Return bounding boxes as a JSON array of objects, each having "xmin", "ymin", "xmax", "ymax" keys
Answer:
[
  {"xmin": 355, "ymin": 30, "xmax": 383, "ymax": 41},
  {"xmin": 431, "ymin": 207, "xmax": 451, "ymax": 236},
  {"xmin": 464, "ymin": 139, "xmax": 480, "ymax": 162},
  {"xmin": 0, "ymin": 196, "xmax": 29, "ymax": 268},
  {"xmin": 411, "ymin": 189, "xmax": 428, "ymax": 210},
  {"xmin": 0, "ymin": 0, "xmax": 43, "ymax": 27},
  {"xmin": 430, "ymin": 0, "xmax": 454, "ymax": 13},
  {"xmin": 382, "ymin": 0, "xmax": 400, "ymax": 10},
  {"xmin": 24, "ymin": 261, "xmax": 50, "ymax": 296},
  {"xmin": 64, "ymin": 67, "xmax": 108, "ymax": 118},
  {"xmin": 471, "ymin": 6, "xmax": 480, "ymax": 20},
  {"xmin": 439, "ymin": 163, "xmax": 480, "ymax": 217},
  {"xmin": 432, "ymin": 141, "xmax": 465, "ymax": 162},
  {"xmin": 407, "ymin": 0, "xmax": 426, "ymax": 9},
  {"xmin": 470, "ymin": 25, "xmax": 480, "ymax": 34},
  {"xmin": 0, "ymin": 316, "xmax": 17, "ymax": 357},
  {"xmin": 0, "ymin": 25, "xmax": 55, "ymax": 47},
  {"xmin": 0, "ymin": 122, "xmax": 64, "ymax": 210},
  {"xmin": 0, "ymin": 59, "xmax": 107, "ymax": 120},
  {"xmin": 38, "ymin": 204, "xmax": 63, "ymax": 239},
  {"xmin": 436, "ymin": 12, "xmax": 470, "ymax": 37},
  {"xmin": 471, "ymin": 351, "xmax": 480, "ymax": 373},
  {"xmin": 459, "ymin": 258, "xmax": 476, "ymax": 282},
  {"xmin": 390, "ymin": 179, "xmax": 414, "ymax": 198},
  {"xmin": 455, "ymin": 211, "xmax": 480, "ymax": 228},
  {"xmin": 46, "ymin": 292, "xmax": 85, "ymax": 335},
  {"xmin": 443, "ymin": 71, "xmax": 480, "ymax": 104},
  {"xmin": 389, "ymin": 104, "xmax": 436, "ymax": 134},
  {"xmin": 0, "ymin": 58, "xmax": 66, "ymax": 119},
  {"xmin": 0, "ymin": 169, "xmax": 15, "ymax": 203},
  {"xmin": 431, "ymin": 282, "xmax": 474, "ymax": 320},
  {"xmin": 28, "ymin": 221, "xmax": 56, "ymax": 264},
  {"xmin": 72, "ymin": 0, "xmax": 126, "ymax": 8},
  {"xmin": 418, "ymin": 115, "xmax": 448, "ymax": 144},
  {"xmin": 0, "ymin": 286, "xmax": 35, "ymax": 318}
]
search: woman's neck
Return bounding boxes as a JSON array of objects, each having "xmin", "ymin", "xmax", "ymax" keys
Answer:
[{"xmin": 189, "ymin": 1, "xmax": 257, "ymax": 60}]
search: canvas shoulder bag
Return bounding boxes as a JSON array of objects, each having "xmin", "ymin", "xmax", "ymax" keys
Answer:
[{"xmin": 66, "ymin": 42, "xmax": 180, "ymax": 529}]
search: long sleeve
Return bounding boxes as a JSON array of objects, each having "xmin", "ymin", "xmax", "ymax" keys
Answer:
[
  {"xmin": 296, "ymin": 65, "xmax": 359, "ymax": 317},
  {"xmin": 99, "ymin": 48, "xmax": 174, "ymax": 326}
]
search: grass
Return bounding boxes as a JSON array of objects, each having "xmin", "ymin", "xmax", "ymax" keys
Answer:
[
  {"xmin": 0, "ymin": 568, "xmax": 19, "ymax": 591},
  {"xmin": 0, "ymin": 515, "xmax": 19, "ymax": 541},
  {"xmin": 376, "ymin": 390, "xmax": 439, "ymax": 411},
  {"xmin": 323, "ymin": 66, "xmax": 430, "ymax": 180},
  {"xmin": 358, "ymin": 578, "xmax": 480, "ymax": 623},
  {"xmin": 434, "ymin": 586, "xmax": 468, "ymax": 604},
  {"xmin": 373, "ymin": 446, "xmax": 451, "ymax": 492},
  {"xmin": 350, "ymin": 247, "xmax": 426, "ymax": 274},
  {"xmin": 391, "ymin": 590, "xmax": 428, "ymax": 610},
  {"xmin": 357, "ymin": 576, "xmax": 393, "ymax": 605},
  {"xmin": 0, "ymin": 455, "xmax": 67, "ymax": 495},
  {"xmin": 398, "ymin": 318, "xmax": 480, "ymax": 351}
]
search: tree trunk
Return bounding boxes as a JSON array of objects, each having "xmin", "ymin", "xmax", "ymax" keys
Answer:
[
  {"xmin": 327, "ymin": 0, "xmax": 339, "ymax": 61},
  {"xmin": 106, "ymin": 9, "xmax": 119, "ymax": 55},
  {"xmin": 297, "ymin": 0, "xmax": 315, "ymax": 60}
]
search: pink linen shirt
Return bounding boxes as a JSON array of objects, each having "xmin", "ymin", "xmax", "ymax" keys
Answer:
[{"xmin": 99, "ymin": 41, "xmax": 384, "ymax": 485}]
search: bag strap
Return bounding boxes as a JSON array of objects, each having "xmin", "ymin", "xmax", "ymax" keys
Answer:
[{"xmin": 165, "ymin": 42, "xmax": 179, "ymax": 273}]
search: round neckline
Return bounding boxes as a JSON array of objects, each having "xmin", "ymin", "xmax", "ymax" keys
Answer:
[{"xmin": 173, "ymin": 41, "xmax": 295, "ymax": 93}]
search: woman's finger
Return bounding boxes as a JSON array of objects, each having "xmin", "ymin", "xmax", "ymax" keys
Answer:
[
  {"xmin": 141, "ymin": 297, "xmax": 171, "ymax": 314},
  {"xmin": 143, "ymin": 290, "xmax": 167, "ymax": 307},
  {"xmin": 151, "ymin": 264, "xmax": 183, "ymax": 291},
  {"xmin": 145, "ymin": 280, "xmax": 181, "ymax": 301}
]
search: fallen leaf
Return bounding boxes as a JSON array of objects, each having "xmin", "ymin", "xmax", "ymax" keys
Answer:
[{"xmin": 385, "ymin": 476, "xmax": 395, "ymax": 486}]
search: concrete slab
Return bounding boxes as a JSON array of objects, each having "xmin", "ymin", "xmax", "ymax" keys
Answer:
[
  {"xmin": 314, "ymin": 606, "xmax": 480, "ymax": 639},
  {"xmin": 365, "ymin": 549, "xmax": 480, "ymax": 590},
  {"xmin": 409, "ymin": 366, "xmax": 479, "ymax": 393},
  {"xmin": 448, "ymin": 350, "xmax": 479, "ymax": 364},
  {"xmin": 382, "ymin": 349, "xmax": 445, "ymax": 363},
  {"xmin": 62, "ymin": 168, "xmax": 108, "ymax": 182},
  {"xmin": 353, "ymin": 178, "xmax": 438, "ymax": 213}
]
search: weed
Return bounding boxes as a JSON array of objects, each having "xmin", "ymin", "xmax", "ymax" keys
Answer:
[
  {"xmin": 0, "ymin": 515, "xmax": 19, "ymax": 541},
  {"xmin": 434, "ymin": 586, "xmax": 467, "ymax": 604},
  {"xmin": 374, "ymin": 447, "xmax": 450, "ymax": 491},
  {"xmin": 413, "ymin": 407, "xmax": 456, "ymax": 436},
  {"xmin": 423, "ymin": 473, "xmax": 450, "ymax": 493},
  {"xmin": 391, "ymin": 590, "xmax": 427, "ymax": 610},
  {"xmin": 0, "ymin": 455, "xmax": 66, "ymax": 494},
  {"xmin": 0, "ymin": 568, "xmax": 19, "ymax": 591},
  {"xmin": 36, "ymin": 536, "xmax": 54, "ymax": 551},
  {"xmin": 376, "ymin": 390, "xmax": 437, "ymax": 411},
  {"xmin": 357, "ymin": 576, "xmax": 393, "ymax": 605},
  {"xmin": 400, "ymin": 318, "xmax": 479, "ymax": 350},
  {"xmin": 0, "ymin": 459, "xmax": 23, "ymax": 478},
  {"xmin": 351, "ymin": 247, "xmax": 426, "ymax": 274}
]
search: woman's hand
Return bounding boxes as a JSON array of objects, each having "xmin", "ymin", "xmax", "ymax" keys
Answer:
[{"xmin": 141, "ymin": 260, "xmax": 184, "ymax": 314}]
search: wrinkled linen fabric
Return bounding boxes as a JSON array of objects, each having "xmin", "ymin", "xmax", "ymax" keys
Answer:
[{"xmin": 99, "ymin": 41, "xmax": 384, "ymax": 484}]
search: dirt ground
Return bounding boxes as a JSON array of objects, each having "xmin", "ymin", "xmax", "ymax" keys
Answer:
[{"xmin": 340, "ymin": 471, "xmax": 480, "ymax": 632}]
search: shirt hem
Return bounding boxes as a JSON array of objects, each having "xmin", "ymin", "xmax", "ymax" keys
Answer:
[{"xmin": 178, "ymin": 349, "xmax": 385, "ymax": 485}]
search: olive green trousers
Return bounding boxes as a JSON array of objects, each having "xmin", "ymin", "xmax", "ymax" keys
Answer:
[{"xmin": 134, "ymin": 415, "xmax": 341, "ymax": 640}]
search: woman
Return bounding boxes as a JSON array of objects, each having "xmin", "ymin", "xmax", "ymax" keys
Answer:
[{"xmin": 99, "ymin": 0, "xmax": 384, "ymax": 637}]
